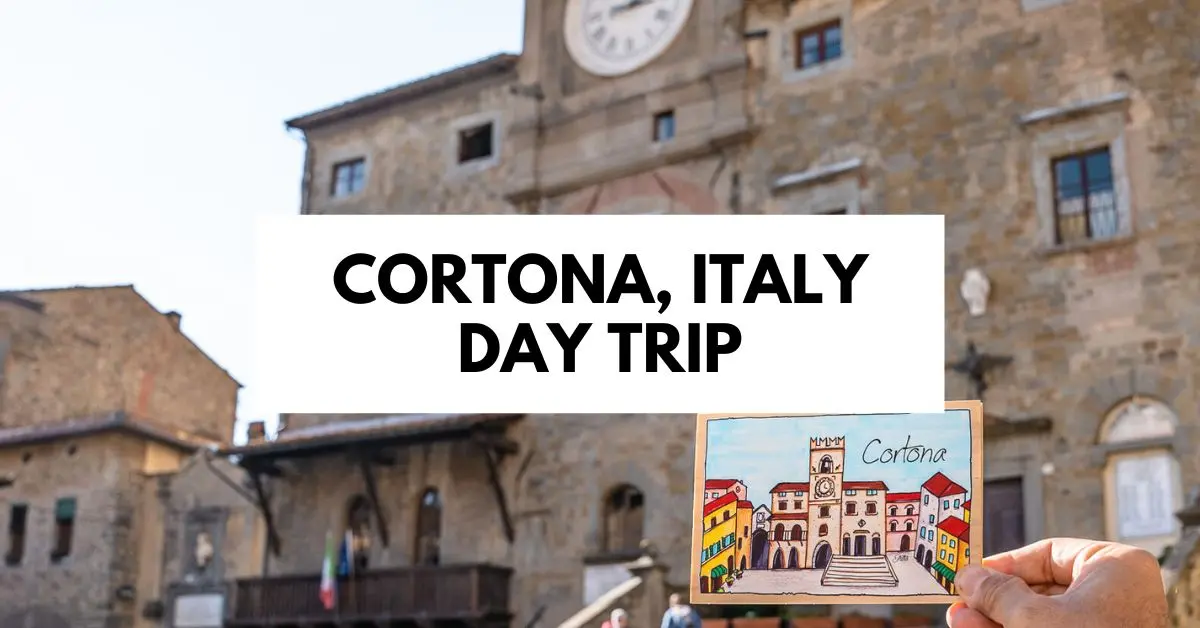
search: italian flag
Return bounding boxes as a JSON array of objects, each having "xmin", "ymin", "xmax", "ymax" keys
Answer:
[{"xmin": 319, "ymin": 530, "xmax": 337, "ymax": 610}]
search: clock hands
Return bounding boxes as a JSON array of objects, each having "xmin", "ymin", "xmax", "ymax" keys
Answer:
[{"xmin": 610, "ymin": 0, "xmax": 654, "ymax": 17}]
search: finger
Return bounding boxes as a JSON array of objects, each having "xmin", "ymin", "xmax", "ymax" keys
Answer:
[
  {"xmin": 1028, "ymin": 582, "xmax": 1068, "ymax": 596},
  {"xmin": 983, "ymin": 537, "xmax": 1121, "ymax": 586},
  {"xmin": 946, "ymin": 602, "xmax": 1001, "ymax": 628},
  {"xmin": 957, "ymin": 565, "xmax": 1058, "ymax": 626}
]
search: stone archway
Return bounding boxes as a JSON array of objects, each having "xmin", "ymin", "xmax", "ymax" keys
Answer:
[
  {"xmin": 1, "ymin": 609, "xmax": 71, "ymax": 628},
  {"xmin": 751, "ymin": 529, "xmax": 769, "ymax": 569}
]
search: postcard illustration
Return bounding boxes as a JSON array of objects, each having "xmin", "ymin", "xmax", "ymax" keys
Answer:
[{"xmin": 689, "ymin": 401, "xmax": 983, "ymax": 605}]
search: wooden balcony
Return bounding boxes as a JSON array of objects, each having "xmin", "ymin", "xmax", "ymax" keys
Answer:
[{"xmin": 229, "ymin": 564, "xmax": 513, "ymax": 626}]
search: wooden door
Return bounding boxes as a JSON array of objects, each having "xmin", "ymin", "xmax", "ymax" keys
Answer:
[{"xmin": 983, "ymin": 478, "xmax": 1026, "ymax": 556}]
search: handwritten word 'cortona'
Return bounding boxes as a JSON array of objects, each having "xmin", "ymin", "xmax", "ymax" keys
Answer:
[{"xmin": 861, "ymin": 436, "xmax": 948, "ymax": 464}]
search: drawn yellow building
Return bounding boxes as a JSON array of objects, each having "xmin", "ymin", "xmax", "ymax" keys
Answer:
[
  {"xmin": 699, "ymin": 491, "xmax": 738, "ymax": 593},
  {"xmin": 933, "ymin": 515, "xmax": 970, "ymax": 593},
  {"xmin": 735, "ymin": 498, "xmax": 753, "ymax": 572},
  {"xmin": 964, "ymin": 499, "xmax": 972, "ymax": 524}
]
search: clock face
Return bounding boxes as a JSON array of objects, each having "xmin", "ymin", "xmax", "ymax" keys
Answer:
[
  {"xmin": 814, "ymin": 477, "xmax": 835, "ymax": 499},
  {"xmin": 563, "ymin": 0, "xmax": 694, "ymax": 77}
]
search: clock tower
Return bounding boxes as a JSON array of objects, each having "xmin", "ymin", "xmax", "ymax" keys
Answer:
[
  {"xmin": 807, "ymin": 436, "xmax": 846, "ymax": 567},
  {"xmin": 809, "ymin": 436, "xmax": 845, "ymax": 501}
]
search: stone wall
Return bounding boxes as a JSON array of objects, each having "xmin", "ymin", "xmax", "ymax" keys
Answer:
[
  {"xmin": 743, "ymin": 0, "xmax": 1200, "ymax": 543},
  {"xmin": 141, "ymin": 451, "xmax": 264, "ymax": 628},
  {"xmin": 0, "ymin": 286, "xmax": 240, "ymax": 441},
  {"xmin": 262, "ymin": 436, "xmax": 512, "ymax": 574},
  {"xmin": 300, "ymin": 71, "xmax": 521, "ymax": 217},
  {"xmin": 0, "ymin": 433, "xmax": 153, "ymax": 628}
]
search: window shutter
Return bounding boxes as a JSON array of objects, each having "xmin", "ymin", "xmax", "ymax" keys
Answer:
[{"xmin": 55, "ymin": 498, "xmax": 76, "ymax": 520}]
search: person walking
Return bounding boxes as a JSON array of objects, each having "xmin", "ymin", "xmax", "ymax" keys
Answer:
[
  {"xmin": 660, "ymin": 593, "xmax": 702, "ymax": 628},
  {"xmin": 602, "ymin": 608, "xmax": 629, "ymax": 628}
]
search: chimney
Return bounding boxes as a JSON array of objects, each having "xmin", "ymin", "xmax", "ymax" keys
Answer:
[
  {"xmin": 165, "ymin": 311, "xmax": 182, "ymax": 330},
  {"xmin": 246, "ymin": 420, "xmax": 267, "ymax": 444}
]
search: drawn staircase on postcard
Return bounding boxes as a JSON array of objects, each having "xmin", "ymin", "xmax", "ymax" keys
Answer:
[
  {"xmin": 690, "ymin": 402, "xmax": 984, "ymax": 606},
  {"xmin": 820, "ymin": 555, "xmax": 899, "ymax": 587}
]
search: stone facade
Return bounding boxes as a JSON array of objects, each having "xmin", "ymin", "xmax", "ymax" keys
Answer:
[
  {"xmin": 278, "ymin": 0, "xmax": 1199, "ymax": 625},
  {"xmin": 0, "ymin": 433, "xmax": 182, "ymax": 628},
  {"xmin": 0, "ymin": 285, "xmax": 242, "ymax": 628},
  {"xmin": 0, "ymin": 286, "xmax": 241, "ymax": 441}
]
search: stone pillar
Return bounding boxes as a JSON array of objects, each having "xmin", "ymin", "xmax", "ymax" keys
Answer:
[{"xmin": 628, "ymin": 553, "xmax": 668, "ymax": 628}]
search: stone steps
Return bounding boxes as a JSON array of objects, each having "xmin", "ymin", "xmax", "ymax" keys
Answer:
[{"xmin": 819, "ymin": 555, "xmax": 899, "ymax": 587}]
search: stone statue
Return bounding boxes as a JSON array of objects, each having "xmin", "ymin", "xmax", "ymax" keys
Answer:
[
  {"xmin": 960, "ymin": 268, "xmax": 991, "ymax": 316},
  {"xmin": 195, "ymin": 531, "xmax": 214, "ymax": 570}
]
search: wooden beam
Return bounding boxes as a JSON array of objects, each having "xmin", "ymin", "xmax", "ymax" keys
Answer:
[
  {"xmin": 248, "ymin": 471, "xmax": 282, "ymax": 556},
  {"xmin": 472, "ymin": 431, "xmax": 519, "ymax": 457},
  {"xmin": 476, "ymin": 439, "xmax": 515, "ymax": 544},
  {"xmin": 358, "ymin": 457, "xmax": 391, "ymax": 548}
]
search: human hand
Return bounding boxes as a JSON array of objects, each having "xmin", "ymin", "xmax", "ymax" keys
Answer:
[{"xmin": 946, "ymin": 537, "xmax": 1168, "ymax": 628}]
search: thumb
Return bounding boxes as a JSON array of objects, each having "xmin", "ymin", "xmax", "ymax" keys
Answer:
[{"xmin": 957, "ymin": 565, "xmax": 1053, "ymax": 626}]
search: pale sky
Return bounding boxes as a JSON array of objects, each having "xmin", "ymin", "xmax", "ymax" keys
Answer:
[
  {"xmin": 0, "ymin": 1, "xmax": 525, "ymax": 439},
  {"xmin": 705, "ymin": 411, "xmax": 973, "ymax": 507}
]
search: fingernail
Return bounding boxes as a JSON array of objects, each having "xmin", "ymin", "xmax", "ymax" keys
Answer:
[{"xmin": 956, "ymin": 565, "xmax": 986, "ymax": 595}]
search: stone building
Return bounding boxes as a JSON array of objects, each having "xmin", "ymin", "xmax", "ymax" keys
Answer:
[
  {"xmin": 266, "ymin": 0, "xmax": 1199, "ymax": 625},
  {"xmin": 0, "ymin": 286, "xmax": 243, "ymax": 628}
]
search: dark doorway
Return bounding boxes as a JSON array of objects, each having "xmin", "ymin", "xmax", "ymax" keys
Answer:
[
  {"xmin": 813, "ymin": 542, "xmax": 832, "ymax": 569},
  {"xmin": 788, "ymin": 547, "xmax": 800, "ymax": 569},
  {"xmin": 727, "ymin": 556, "xmax": 735, "ymax": 572},
  {"xmin": 984, "ymin": 477, "xmax": 1027, "ymax": 556},
  {"xmin": 700, "ymin": 576, "xmax": 709, "ymax": 593},
  {"xmin": 740, "ymin": 556, "xmax": 747, "ymax": 570},
  {"xmin": 842, "ymin": 536, "xmax": 851, "ymax": 555},
  {"xmin": 854, "ymin": 534, "xmax": 867, "ymax": 556},
  {"xmin": 916, "ymin": 545, "xmax": 925, "ymax": 563},
  {"xmin": 415, "ymin": 488, "xmax": 442, "ymax": 566},
  {"xmin": 772, "ymin": 549, "xmax": 784, "ymax": 569},
  {"xmin": 871, "ymin": 536, "xmax": 881, "ymax": 555},
  {"xmin": 922, "ymin": 550, "xmax": 933, "ymax": 569},
  {"xmin": 751, "ymin": 530, "xmax": 769, "ymax": 569},
  {"xmin": 900, "ymin": 535, "xmax": 911, "ymax": 552}
]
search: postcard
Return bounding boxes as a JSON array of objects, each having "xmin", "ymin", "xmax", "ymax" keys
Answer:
[{"xmin": 689, "ymin": 401, "xmax": 983, "ymax": 605}]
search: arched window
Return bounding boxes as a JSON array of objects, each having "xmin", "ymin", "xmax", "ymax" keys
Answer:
[
  {"xmin": 1101, "ymin": 398, "xmax": 1182, "ymax": 558},
  {"xmin": 905, "ymin": 520, "xmax": 913, "ymax": 531},
  {"xmin": 906, "ymin": 505, "xmax": 915, "ymax": 516},
  {"xmin": 415, "ymin": 488, "xmax": 442, "ymax": 566},
  {"xmin": 774, "ymin": 523, "xmax": 785, "ymax": 541},
  {"xmin": 818, "ymin": 524, "xmax": 828, "ymax": 536},
  {"xmin": 889, "ymin": 521, "xmax": 897, "ymax": 532},
  {"xmin": 790, "ymin": 524, "xmax": 803, "ymax": 541},
  {"xmin": 346, "ymin": 495, "xmax": 373, "ymax": 570},
  {"xmin": 819, "ymin": 455, "xmax": 833, "ymax": 474},
  {"xmin": 603, "ymin": 484, "xmax": 645, "ymax": 555},
  {"xmin": 889, "ymin": 506, "xmax": 897, "ymax": 516}
]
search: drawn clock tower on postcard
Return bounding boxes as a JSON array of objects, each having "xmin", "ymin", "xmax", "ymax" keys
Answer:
[{"xmin": 808, "ymin": 437, "xmax": 846, "ymax": 569}]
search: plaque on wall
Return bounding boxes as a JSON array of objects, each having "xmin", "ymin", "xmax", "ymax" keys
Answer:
[
  {"xmin": 1115, "ymin": 454, "xmax": 1175, "ymax": 539},
  {"xmin": 173, "ymin": 593, "xmax": 225, "ymax": 628}
]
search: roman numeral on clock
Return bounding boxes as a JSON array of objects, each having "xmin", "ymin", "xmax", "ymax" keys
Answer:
[{"xmin": 655, "ymin": 8, "xmax": 671, "ymax": 21}]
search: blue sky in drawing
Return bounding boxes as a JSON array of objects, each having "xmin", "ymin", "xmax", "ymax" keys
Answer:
[{"xmin": 705, "ymin": 410, "xmax": 972, "ymax": 508}]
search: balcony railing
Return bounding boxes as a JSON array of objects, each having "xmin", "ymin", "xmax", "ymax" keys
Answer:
[{"xmin": 229, "ymin": 563, "xmax": 512, "ymax": 624}]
